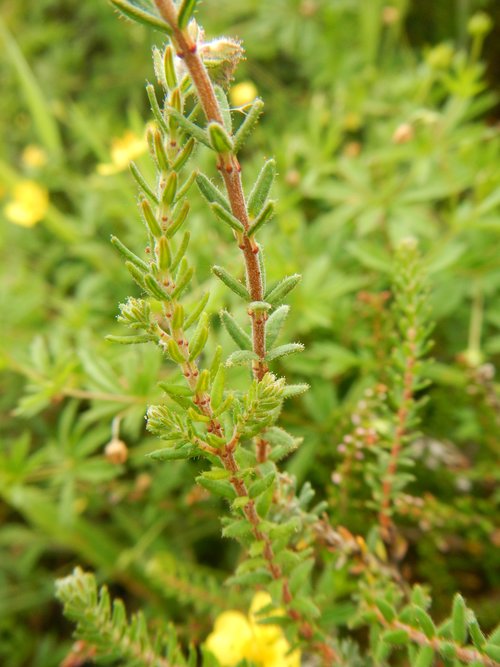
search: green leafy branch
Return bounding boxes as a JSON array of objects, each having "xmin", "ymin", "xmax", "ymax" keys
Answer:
[
  {"xmin": 56, "ymin": 567, "xmax": 188, "ymax": 667},
  {"xmin": 367, "ymin": 239, "xmax": 433, "ymax": 544},
  {"xmin": 363, "ymin": 587, "xmax": 500, "ymax": 666},
  {"xmin": 99, "ymin": 0, "xmax": 333, "ymax": 659}
]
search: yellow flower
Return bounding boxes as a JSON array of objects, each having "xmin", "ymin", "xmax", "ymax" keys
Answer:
[
  {"xmin": 206, "ymin": 592, "xmax": 301, "ymax": 667},
  {"xmin": 22, "ymin": 144, "xmax": 48, "ymax": 168},
  {"xmin": 230, "ymin": 81, "xmax": 258, "ymax": 108},
  {"xmin": 97, "ymin": 130, "xmax": 147, "ymax": 175},
  {"xmin": 4, "ymin": 180, "xmax": 49, "ymax": 227}
]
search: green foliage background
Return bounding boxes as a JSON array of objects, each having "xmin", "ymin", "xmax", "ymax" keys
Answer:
[{"xmin": 0, "ymin": 1, "xmax": 499, "ymax": 665}]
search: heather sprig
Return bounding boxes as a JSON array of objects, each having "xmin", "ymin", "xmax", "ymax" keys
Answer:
[{"xmin": 92, "ymin": 0, "xmax": 331, "ymax": 659}]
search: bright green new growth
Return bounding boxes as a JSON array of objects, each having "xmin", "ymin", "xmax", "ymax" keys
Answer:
[{"xmin": 55, "ymin": 2, "xmax": 500, "ymax": 667}]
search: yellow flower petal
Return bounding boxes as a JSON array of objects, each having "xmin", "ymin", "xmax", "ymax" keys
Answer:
[
  {"xmin": 4, "ymin": 181, "xmax": 49, "ymax": 227},
  {"xmin": 230, "ymin": 81, "xmax": 258, "ymax": 108},
  {"xmin": 97, "ymin": 130, "xmax": 147, "ymax": 175},
  {"xmin": 206, "ymin": 611, "xmax": 253, "ymax": 666},
  {"xmin": 250, "ymin": 591, "xmax": 274, "ymax": 616},
  {"xmin": 22, "ymin": 145, "xmax": 48, "ymax": 168},
  {"xmin": 206, "ymin": 594, "xmax": 301, "ymax": 667},
  {"xmin": 96, "ymin": 163, "xmax": 122, "ymax": 176}
]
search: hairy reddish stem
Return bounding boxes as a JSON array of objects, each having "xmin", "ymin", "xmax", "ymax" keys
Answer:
[
  {"xmin": 153, "ymin": 0, "xmax": 268, "ymax": 383},
  {"xmin": 150, "ymin": 4, "xmax": 336, "ymax": 661}
]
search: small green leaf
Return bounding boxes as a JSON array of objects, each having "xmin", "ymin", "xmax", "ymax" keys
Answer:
[
  {"xmin": 196, "ymin": 475, "xmax": 235, "ymax": 499},
  {"xmin": 376, "ymin": 599, "xmax": 396, "ymax": 623},
  {"xmin": 153, "ymin": 128, "xmax": 169, "ymax": 171},
  {"xmin": 212, "ymin": 393, "xmax": 234, "ymax": 417},
  {"xmin": 171, "ymin": 266, "xmax": 194, "ymax": 299},
  {"xmin": 163, "ymin": 44, "xmax": 177, "ymax": 88},
  {"xmin": 158, "ymin": 382, "xmax": 193, "ymax": 397},
  {"xmin": 177, "ymin": 0, "xmax": 198, "ymax": 29},
  {"xmin": 208, "ymin": 121, "xmax": 233, "ymax": 153},
  {"xmin": 265, "ymin": 305, "xmax": 289, "ymax": 347},
  {"xmin": 248, "ymin": 159, "xmax": 276, "ymax": 218},
  {"xmin": 210, "ymin": 202, "xmax": 245, "ymax": 233},
  {"xmin": 161, "ymin": 171, "xmax": 178, "ymax": 206},
  {"xmin": 267, "ymin": 427, "xmax": 300, "ymax": 462},
  {"xmin": 129, "ymin": 162, "xmax": 158, "ymax": 203},
  {"xmin": 111, "ymin": 0, "xmax": 173, "ymax": 34},
  {"xmin": 232, "ymin": 495, "xmax": 250, "ymax": 509},
  {"xmin": 484, "ymin": 644, "xmax": 500, "ymax": 661},
  {"xmin": 248, "ymin": 301, "xmax": 271, "ymax": 312},
  {"xmin": 148, "ymin": 444, "xmax": 198, "ymax": 460},
  {"xmin": 255, "ymin": 484, "xmax": 274, "ymax": 518},
  {"xmin": 184, "ymin": 292, "xmax": 210, "ymax": 329},
  {"xmin": 188, "ymin": 407, "xmax": 210, "ymax": 423},
  {"xmin": 172, "ymin": 137, "xmax": 195, "ymax": 171},
  {"xmin": 166, "ymin": 200, "xmax": 190, "ymax": 238},
  {"xmin": 290, "ymin": 597, "xmax": 320, "ymax": 619},
  {"xmin": 170, "ymin": 231, "xmax": 191, "ymax": 273},
  {"xmin": 248, "ymin": 471, "xmax": 275, "ymax": 499},
  {"xmin": 105, "ymin": 334, "xmax": 154, "ymax": 344},
  {"xmin": 157, "ymin": 236, "xmax": 171, "ymax": 270},
  {"xmin": 438, "ymin": 642, "xmax": 456, "ymax": 660},
  {"xmin": 222, "ymin": 519, "xmax": 253, "ymax": 540},
  {"xmin": 202, "ymin": 468, "xmax": 231, "ymax": 481},
  {"xmin": 226, "ymin": 350, "xmax": 259, "ymax": 367},
  {"xmin": 234, "ymin": 98, "xmax": 264, "ymax": 152},
  {"xmin": 412, "ymin": 606, "xmax": 436, "ymax": 639},
  {"xmin": 141, "ymin": 199, "xmax": 162, "ymax": 237},
  {"xmin": 212, "ymin": 265, "xmax": 250, "ymax": 300},
  {"xmin": 266, "ymin": 343, "xmax": 304, "ymax": 362},
  {"xmin": 226, "ymin": 570, "xmax": 272, "ymax": 587},
  {"xmin": 414, "ymin": 645, "xmax": 434, "ymax": 667},
  {"xmin": 214, "ymin": 85, "xmax": 232, "ymax": 133},
  {"xmin": 166, "ymin": 106, "xmax": 211, "ymax": 147},
  {"xmin": 265, "ymin": 274, "xmax": 301, "ymax": 306},
  {"xmin": 451, "ymin": 594, "xmax": 467, "ymax": 644},
  {"xmin": 167, "ymin": 338, "xmax": 186, "ymax": 364},
  {"xmin": 381, "ymin": 629, "xmax": 409, "ymax": 645},
  {"xmin": 248, "ymin": 200, "xmax": 275, "ymax": 236},
  {"xmin": 282, "ymin": 383, "xmax": 309, "ymax": 398},
  {"xmin": 468, "ymin": 616, "xmax": 485, "ymax": 649},
  {"xmin": 210, "ymin": 364, "xmax": 225, "ymax": 411},
  {"xmin": 111, "ymin": 236, "xmax": 149, "ymax": 272},
  {"xmin": 195, "ymin": 369, "xmax": 210, "ymax": 394},
  {"xmin": 189, "ymin": 313, "xmax": 209, "ymax": 360},
  {"xmin": 144, "ymin": 274, "xmax": 171, "ymax": 300},
  {"xmin": 125, "ymin": 261, "xmax": 146, "ymax": 289},
  {"xmin": 289, "ymin": 558, "xmax": 314, "ymax": 595},
  {"xmin": 196, "ymin": 173, "xmax": 231, "ymax": 211},
  {"xmin": 146, "ymin": 84, "xmax": 169, "ymax": 135},
  {"xmin": 220, "ymin": 310, "xmax": 252, "ymax": 350}
]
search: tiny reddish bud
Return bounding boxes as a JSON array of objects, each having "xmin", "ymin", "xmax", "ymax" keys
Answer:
[
  {"xmin": 105, "ymin": 438, "xmax": 128, "ymax": 465},
  {"xmin": 393, "ymin": 123, "xmax": 414, "ymax": 144}
]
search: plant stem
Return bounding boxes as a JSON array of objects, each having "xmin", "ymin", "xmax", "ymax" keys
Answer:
[
  {"xmin": 372, "ymin": 606, "xmax": 498, "ymax": 666},
  {"xmin": 378, "ymin": 329, "xmax": 416, "ymax": 543},
  {"xmin": 148, "ymin": 5, "xmax": 338, "ymax": 660},
  {"xmin": 153, "ymin": 0, "xmax": 268, "ymax": 383}
]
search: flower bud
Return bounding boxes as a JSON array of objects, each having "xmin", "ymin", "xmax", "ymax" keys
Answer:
[
  {"xmin": 426, "ymin": 43, "xmax": 454, "ymax": 70},
  {"xmin": 392, "ymin": 123, "xmax": 414, "ymax": 144},
  {"xmin": 467, "ymin": 12, "xmax": 493, "ymax": 38},
  {"xmin": 105, "ymin": 438, "xmax": 128, "ymax": 464}
]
